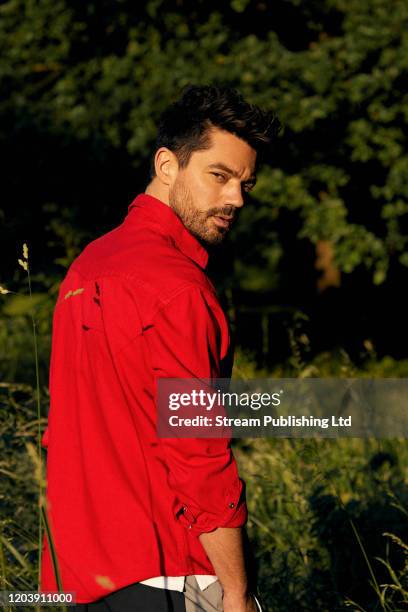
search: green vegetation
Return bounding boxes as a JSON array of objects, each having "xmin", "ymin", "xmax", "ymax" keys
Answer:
[
  {"xmin": 232, "ymin": 350, "xmax": 408, "ymax": 611},
  {"xmin": 237, "ymin": 435, "xmax": 408, "ymax": 611},
  {"xmin": 2, "ymin": 0, "xmax": 408, "ymax": 289}
]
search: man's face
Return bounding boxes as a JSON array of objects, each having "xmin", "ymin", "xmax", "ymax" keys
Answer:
[{"xmin": 168, "ymin": 127, "xmax": 257, "ymax": 245}]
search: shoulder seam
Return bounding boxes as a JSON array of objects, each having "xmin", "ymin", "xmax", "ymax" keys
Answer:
[{"xmin": 149, "ymin": 283, "xmax": 218, "ymax": 324}]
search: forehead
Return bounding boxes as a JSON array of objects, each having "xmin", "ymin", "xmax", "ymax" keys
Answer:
[{"xmin": 192, "ymin": 128, "xmax": 257, "ymax": 174}]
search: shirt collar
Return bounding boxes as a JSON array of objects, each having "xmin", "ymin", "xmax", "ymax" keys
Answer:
[{"xmin": 126, "ymin": 193, "xmax": 209, "ymax": 270}]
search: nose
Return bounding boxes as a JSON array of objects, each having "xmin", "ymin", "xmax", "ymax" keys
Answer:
[{"xmin": 225, "ymin": 182, "xmax": 245, "ymax": 210}]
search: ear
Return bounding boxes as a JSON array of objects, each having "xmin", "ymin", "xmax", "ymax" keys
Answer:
[{"xmin": 154, "ymin": 147, "xmax": 179, "ymax": 186}]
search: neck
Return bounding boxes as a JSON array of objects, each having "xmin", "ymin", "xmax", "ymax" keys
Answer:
[{"xmin": 145, "ymin": 178, "xmax": 170, "ymax": 207}]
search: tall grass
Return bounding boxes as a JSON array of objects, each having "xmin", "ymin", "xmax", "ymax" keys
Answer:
[
  {"xmin": 232, "ymin": 348, "xmax": 408, "ymax": 611},
  {"xmin": 0, "ymin": 245, "xmax": 65, "ymax": 612}
]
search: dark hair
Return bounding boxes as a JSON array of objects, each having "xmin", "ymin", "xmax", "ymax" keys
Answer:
[{"xmin": 149, "ymin": 84, "xmax": 281, "ymax": 179}]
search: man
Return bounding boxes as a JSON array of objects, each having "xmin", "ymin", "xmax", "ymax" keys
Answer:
[{"xmin": 40, "ymin": 84, "xmax": 279, "ymax": 611}]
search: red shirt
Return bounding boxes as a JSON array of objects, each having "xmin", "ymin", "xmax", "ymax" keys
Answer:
[{"xmin": 40, "ymin": 193, "xmax": 247, "ymax": 603}]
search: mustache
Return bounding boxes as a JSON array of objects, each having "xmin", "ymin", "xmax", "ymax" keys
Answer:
[{"xmin": 207, "ymin": 206, "xmax": 237, "ymax": 219}]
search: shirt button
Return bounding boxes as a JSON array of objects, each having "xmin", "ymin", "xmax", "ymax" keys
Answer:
[{"xmin": 229, "ymin": 502, "xmax": 235, "ymax": 509}]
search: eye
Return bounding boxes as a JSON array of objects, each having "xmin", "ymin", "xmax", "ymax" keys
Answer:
[{"xmin": 211, "ymin": 172, "xmax": 226, "ymax": 183}]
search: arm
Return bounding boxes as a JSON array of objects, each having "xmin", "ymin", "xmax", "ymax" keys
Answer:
[
  {"xmin": 146, "ymin": 285, "xmax": 252, "ymax": 605},
  {"xmin": 199, "ymin": 528, "xmax": 257, "ymax": 612}
]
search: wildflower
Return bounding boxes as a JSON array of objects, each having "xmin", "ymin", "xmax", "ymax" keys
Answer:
[{"xmin": 18, "ymin": 258, "xmax": 28, "ymax": 271}]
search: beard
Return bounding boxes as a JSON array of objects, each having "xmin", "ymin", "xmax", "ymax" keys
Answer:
[{"xmin": 169, "ymin": 176, "xmax": 235, "ymax": 246}]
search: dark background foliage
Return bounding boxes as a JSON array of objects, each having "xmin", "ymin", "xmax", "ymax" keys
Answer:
[{"xmin": 1, "ymin": 0, "xmax": 408, "ymax": 372}]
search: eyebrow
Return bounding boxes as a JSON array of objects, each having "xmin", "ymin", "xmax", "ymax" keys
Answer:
[{"xmin": 207, "ymin": 163, "xmax": 257, "ymax": 184}]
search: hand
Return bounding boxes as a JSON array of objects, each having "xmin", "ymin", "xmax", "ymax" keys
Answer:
[{"xmin": 222, "ymin": 591, "xmax": 258, "ymax": 612}]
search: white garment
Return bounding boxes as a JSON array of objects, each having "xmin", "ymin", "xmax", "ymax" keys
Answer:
[
  {"xmin": 140, "ymin": 576, "xmax": 264, "ymax": 610},
  {"xmin": 140, "ymin": 575, "xmax": 218, "ymax": 591}
]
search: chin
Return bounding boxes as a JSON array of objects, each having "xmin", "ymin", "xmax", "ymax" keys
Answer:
[
  {"xmin": 191, "ymin": 221, "xmax": 226, "ymax": 246},
  {"xmin": 204, "ymin": 233, "xmax": 226, "ymax": 246}
]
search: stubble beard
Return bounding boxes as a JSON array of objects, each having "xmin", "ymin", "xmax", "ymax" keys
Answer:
[{"xmin": 169, "ymin": 177, "xmax": 232, "ymax": 246}]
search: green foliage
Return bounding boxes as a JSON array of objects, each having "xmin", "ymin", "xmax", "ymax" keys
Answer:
[
  {"xmin": 1, "ymin": 0, "xmax": 408, "ymax": 288},
  {"xmin": 0, "ymin": 383, "xmax": 45, "ymax": 596},
  {"xmin": 0, "ymin": 292, "xmax": 52, "ymax": 385},
  {"xmin": 232, "ymin": 349, "xmax": 408, "ymax": 611},
  {"xmin": 235, "ymin": 436, "xmax": 408, "ymax": 611}
]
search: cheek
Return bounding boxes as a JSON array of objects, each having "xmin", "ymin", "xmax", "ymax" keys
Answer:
[
  {"xmin": 201, "ymin": 179, "xmax": 223, "ymax": 202},
  {"xmin": 189, "ymin": 174, "xmax": 223, "ymax": 210}
]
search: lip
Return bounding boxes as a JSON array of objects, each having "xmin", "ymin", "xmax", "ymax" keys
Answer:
[{"xmin": 212, "ymin": 216, "xmax": 233, "ymax": 229}]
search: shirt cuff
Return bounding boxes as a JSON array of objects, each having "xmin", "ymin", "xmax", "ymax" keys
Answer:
[{"xmin": 174, "ymin": 478, "xmax": 248, "ymax": 537}]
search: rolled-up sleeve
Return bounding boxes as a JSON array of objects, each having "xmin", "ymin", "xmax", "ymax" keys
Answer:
[{"xmin": 146, "ymin": 285, "xmax": 248, "ymax": 537}]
